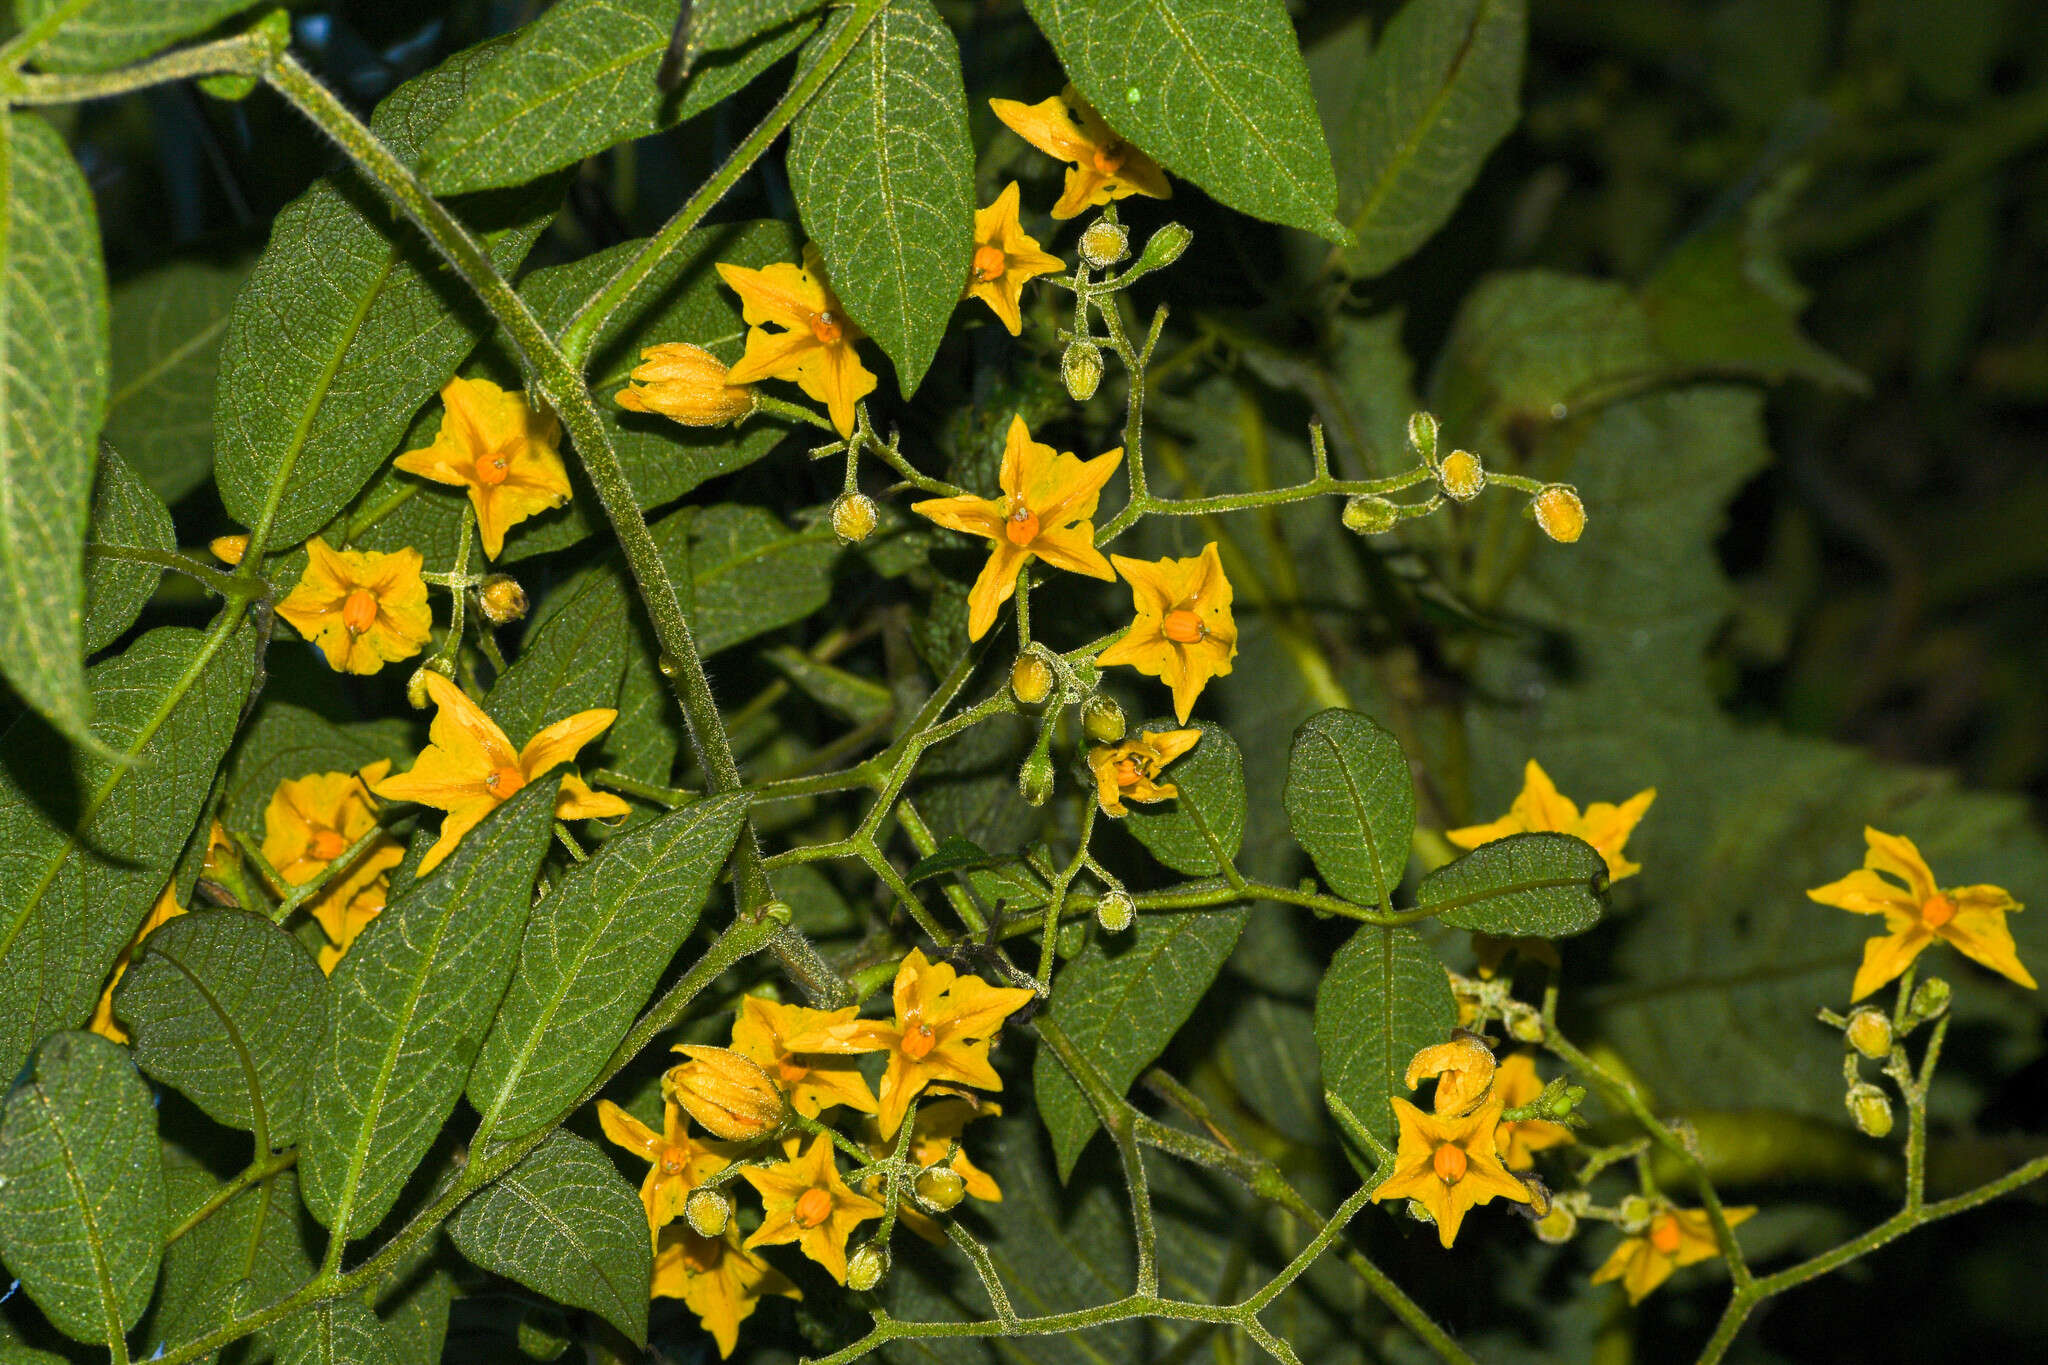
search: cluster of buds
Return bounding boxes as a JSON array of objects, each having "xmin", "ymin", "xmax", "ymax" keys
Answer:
[
  {"xmin": 1819, "ymin": 977, "xmax": 1951, "ymax": 1141},
  {"xmin": 1389, "ymin": 410, "xmax": 1585, "ymax": 543}
]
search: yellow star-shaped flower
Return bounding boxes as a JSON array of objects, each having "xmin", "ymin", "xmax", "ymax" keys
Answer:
[
  {"xmin": 597, "ymin": 1097, "xmax": 734, "ymax": 1239},
  {"xmin": 738, "ymin": 1133, "xmax": 884, "ymax": 1285},
  {"xmin": 716, "ymin": 245, "xmax": 877, "ymax": 438},
  {"xmin": 1086, "ymin": 727, "xmax": 1202, "ymax": 817},
  {"xmin": 729, "ymin": 995, "xmax": 879, "ymax": 1119},
  {"xmin": 965, "ymin": 182, "xmax": 1063, "ymax": 335},
  {"xmin": 990, "ymin": 86, "xmax": 1171, "ymax": 219},
  {"xmin": 1592, "ymin": 1205, "xmax": 1755, "ymax": 1304},
  {"xmin": 1492, "ymin": 1052, "xmax": 1572, "ymax": 1171},
  {"xmin": 393, "ymin": 376, "xmax": 571, "ymax": 559},
  {"xmin": 1370, "ymin": 1096, "xmax": 1532, "ymax": 1248},
  {"xmin": 1097, "ymin": 544, "xmax": 1238, "ymax": 722},
  {"xmin": 911, "ymin": 415, "xmax": 1121, "ymax": 641},
  {"xmin": 371, "ymin": 671, "xmax": 629, "ymax": 874},
  {"xmin": 860, "ymin": 1098, "xmax": 1002, "ymax": 1244},
  {"xmin": 783, "ymin": 947, "xmax": 1037, "ymax": 1138},
  {"xmin": 1808, "ymin": 826, "xmax": 2035, "ymax": 1002},
  {"xmin": 1446, "ymin": 760, "xmax": 1656, "ymax": 881},
  {"xmin": 652, "ymin": 1223, "xmax": 799, "ymax": 1359},
  {"xmin": 260, "ymin": 761, "xmax": 402, "ymax": 932},
  {"xmin": 88, "ymin": 883, "xmax": 186, "ymax": 1044},
  {"xmin": 275, "ymin": 539, "xmax": 432, "ymax": 676}
]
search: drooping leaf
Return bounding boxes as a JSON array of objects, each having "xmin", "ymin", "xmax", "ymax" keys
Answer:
[
  {"xmin": 9, "ymin": 1, "xmax": 264, "ymax": 72},
  {"xmin": 1314, "ymin": 925, "xmax": 1454, "ymax": 1147},
  {"xmin": 153, "ymin": 1166, "xmax": 317, "ymax": 1362},
  {"xmin": 260, "ymin": 1299, "xmax": 400, "ymax": 1365},
  {"xmin": 211, "ymin": 41, "xmax": 559, "ymax": 550},
  {"xmin": 300, "ymin": 778, "xmax": 556, "ymax": 1239},
  {"xmin": 1022, "ymin": 0, "xmax": 1345, "ymax": 240},
  {"xmin": 0, "ymin": 111, "xmax": 105, "ymax": 744},
  {"xmin": 1283, "ymin": 708, "xmax": 1415, "ymax": 909},
  {"xmin": 447, "ymin": 1131, "xmax": 651, "ymax": 1344},
  {"xmin": 0, "ymin": 1032, "xmax": 166, "ymax": 1345},
  {"xmin": 83, "ymin": 444, "xmax": 175, "ymax": 654},
  {"xmin": 117, "ymin": 911, "xmax": 329, "ymax": 1149},
  {"xmin": 468, "ymin": 793, "xmax": 747, "ymax": 1145},
  {"xmin": 0, "ymin": 623, "xmax": 255, "ymax": 1080},
  {"xmin": 105, "ymin": 259, "xmax": 248, "ymax": 503},
  {"xmin": 420, "ymin": 0, "xmax": 818, "ymax": 195},
  {"xmin": 1336, "ymin": 0, "xmax": 1526, "ymax": 278},
  {"xmin": 1122, "ymin": 720, "xmax": 1245, "ymax": 876},
  {"xmin": 788, "ymin": 0, "xmax": 974, "ymax": 391},
  {"xmin": 652, "ymin": 503, "xmax": 839, "ymax": 654},
  {"xmin": 1033, "ymin": 906, "xmax": 1247, "ymax": 1178},
  {"xmin": 1418, "ymin": 832, "xmax": 1607, "ymax": 938}
]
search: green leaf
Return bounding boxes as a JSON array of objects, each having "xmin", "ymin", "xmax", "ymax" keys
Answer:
[
  {"xmin": 117, "ymin": 911, "xmax": 329, "ymax": 1150},
  {"xmin": 261, "ymin": 1299, "xmax": 399, "ymax": 1365},
  {"xmin": 1336, "ymin": 0, "xmax": 1526, "ymax": 277},
  {"xmin": 83, "ymin": 444, "xmax": 174, "ymax": 654},
  {"xmin": 0, "ymin": 112, "xmax": 105, "ymax": 744},
  {"xmin": 374, "ymin": 1260, "xmax": 454, "ymax": 1365},
  {"xmin": 211, "ymin": 42, "xmax": 559, "ymax": 549},
  {"xmin": 1314, "ymin": 925, "xmax": 1453, "ymax": 1146},
  {"xmin": 220, "ymin": 703, "xmax": 413, "ymax": 837},
  {"xmin": 419, "ymin": 0, "xmax": 817, "ymax": 196},
  {"xmin": 764, "ymin": 644, "xmax": 893, "ymax": 725},
  {"xmin": 468, "ymin": 793, "xmax": 747, "ymax": 1144},
  {"xmin": 300, "ymin": 778, "xmax": 556, "ymax": 1239},
  {"xmin": 447, "ymin": 1130, "xmax": 652, "ymax": 1344},
  {"xmin": 906, "ymin": 836, "xmax": 1000, "ymax": 883},
  {"xmin": 153, "ymin": 1165, "xmax": 316, "ymax": 1361},
  {"xmin": 1430, "ymin": 270, "xmax": 1660, "ymax": 428},
  {"xmin": 106, "ymin": 259, "xmax": 248, "ymax": 504},
  {"xmin": 788, "ymin": 0, "xmax": 974, "ymax": 392},
  {"xmin": 694, "ymin": 0, "xmax": 827, "ymax": 51},
  {"xmin": 9, "ymin": 1, "xmax": 262, "ymax": 73},
  {"xmin": 1122, "ymin": 720, "xmax": 1244, "ymax": 876},
  {"xmin": 653, "ymin": 504, "xmax": 839, "ymax": 654},
  {"xmin": 0, "ymin": 624, "xmax": 255, "ymax": 1081},
  {"xmin": 1283, "ymin": 708, "xmax": 1415, "ymax": 909},
  {"xmin": 1021, "ymin": 0, "xmax": 1344, "ymax": 240},
  {"xmin": 1418, "ymin": 832, "xmax": 1607, "ymax": 938},
  {"xmin": 484, "ymin": 565, "xmax": 631, "ymax": 742},
  {"xmin": 0, "ymin": 1031, "xmax": 166, "ymax": 1345},
  {"xmin": 1033, "ymin": 906, "xmax": 1247, "ymax": 1178}
]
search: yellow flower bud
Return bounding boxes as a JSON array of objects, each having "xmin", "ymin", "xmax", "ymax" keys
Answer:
[
  {"xmin": 846, "ymin": 1242, "xmax": 890, "ymax": 1292},
  {"xmin": 665, "ymin": 1045, "xmax": 785, "ymax": 1141},
  {"xmin": 1846, "ymin": 1082, "xmax": 1893, "ymax": 1138},
  {"xmin": 1081, "ymin": 694, "xmax": 1126, "ymax": 744},
  {"xmin": 1407, "ymin": 411, "xmax": 1439, "ymax": 463},
  {"xmin": 1011, "ymin": 655, "xmax": 1055, "ymax": 706},
  {"xmin": 1533, "ymin": 1201, "xmax": 1578, "ymax": 1244},
  {"xmin": 915, "ymin": 1165, "xmax": 967, "ymax": 1211},
  {"xmin": 1438, "ymin": 449, "xmax": 1485, "ymax": 502},
  {"xmin": 614, "ymin": 343, "xmax": 754, "ymax": 426},
  {"xmin": 1341, "ymin": 495, "xmax": 1400, "ymax": 535},
  {"xmin": 1079, "ymin": 219, "xmax": 1129, "ymax": 269},
  {"xmin": 831, "ymin": 492, "xmax": 879, "ymax": 544},
  {"xmin": 1062, "ymin": 340, "xmax": 1104, "ymax": 401},
  {"xmin": 1615, "ymin": 1194, "xmax": 1652, "ymax": 1232},
  {"xmin": 685, "ymin": 1186, "xmax": 730, "ymax": 1236},
  {"xmin": 1843, "ymin": 1006, "xmax": 1893, "ymax": 1060},
  {"xmin": 1533, "ymin": 484, "xmax": 1586, "ymax": 543},
  {"xmin": 1504, "ymin": 1001, "xmax": 1545, "ymax": 1044},
  {"xmin": 1909, "ymin": 977, "xmax": 1951, "ymax": 1021},
  {"xmin": 477, "ymin": 574, "xmax": 528, "ymax": 626},
  {"xmin": 1095, "ymin": 889, "xmax": 1135, "ymax": 932},
  {"xmin": 209, "ymin": 534, "xmax": 249, "ymax": 566}
]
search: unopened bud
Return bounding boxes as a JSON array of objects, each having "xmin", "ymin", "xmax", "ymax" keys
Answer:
[
  {"xmin": 1341, "ymin": 495, "xmax": 1400, "ymax": 536},
  {"xmin": 1081, "ymin": 694, "xmax": 1126, "ymax": 744},
  {"xmin": 209, "ymin": 534, "xmax": 249, "ymax": 566},
  {"xmin": 1505, "ymin": 1002, "xmax": 1545, "ymax": 1044},
  {"xmin": 665, "ymin": 1046, "xmax": 784, "ymax": 1141},
  {"xmin": 915, "ymin": 1165, "xmax": 967, "ymax": 1211},
  {"xmin": 1909, "ymin": 977, "xmax": 1951, "ymax": 1021},
  {"xmin": 1615, "ymin": 1194, "xmax": 1652, "ymax": 1232},
  {"xmin": 1095, "ymin": 890, "xmax": 1135, "ymax": 932},
  {"xmin": 1438, "ymin": 450, "xmax": 1485, "ymax": 502},
  {"xmin": 685, "ymin": 1186, "xmax": 730, "ymax": 1236},
  {"xmin": 1018, "ymin": 751, "xmax": 1054, "ymax": 807},
  {"xmin": 831, "ymin": 493, "xmax": 879, "ymax": 544},
  {"xmin": 846, "ymin": 1242, "xmax": 890, "ymax": 1291},
  {"xmin": 759, "ymin": 899, "xmax": 794, "ymax": 926},
  {"xmin": 405, "ymin": 665, "xmax": 448, "ymax": 711},
  {"xmin": 1062, "ymin": 340, "xmax": 1104, "ymax": 401},
  {"xmin": 1057, "ymin": 920, "xmax": 1087, "ymax": 959},
  {"xmin": 1133, "ymin": 222, "xmax": 1192, "ymax": 275},
  {"xmin": 1549, "ymin": 1082, "xmax": 1586, "ymax": 1120},
  {"xmin": 1011, "ymin": 655, "xmax": 1055, "ymax": 707},
  {"xmin": 614, "ymin": 343, "xmax": 754, "ymax": 426},
  {"xmin": 1847, "ymin": 1082, "xmax": 1893, "ymax": 1138},
  {"xmin": 1844, "ymin": 1007, "xmax": 1893, "ymax": 1060},
  {"xmin": 477, "ymin": 574, "xmax": 527, "ymax": 625},
  {"xmin": 1407, "ymin": 411, "xmax": 1440, "ymax": 464},
  {"xmin": 1533, "ymin": 485, "xmax": 1586, "ymax": 543},
  {"xmin": 1079, "ymin": 219, "xmax": 1129, "ymax": 269},
  {"xmin": 1533, "ymin": 1201, "xmax": 1579, "ymax": 1244}
]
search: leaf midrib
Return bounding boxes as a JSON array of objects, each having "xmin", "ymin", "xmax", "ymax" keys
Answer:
[{"xmin": 28, "ymin": 1069, "xmax": 130, "ymax": 1351}]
